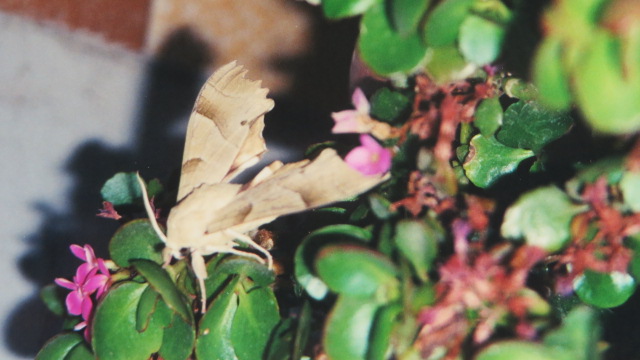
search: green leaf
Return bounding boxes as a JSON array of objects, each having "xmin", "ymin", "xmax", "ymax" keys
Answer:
[
  {"xmin": 36, "ymin": 333, "xmax": 87, "ymax": 360},
  {"xmin": 131, "ymin": 259, "xmax": 192, "ymax": 323},
  {"xmin": 65, "ymin": 341, "xmax": 93, "ymax": 360},
  {"xmin": 389, "ymin": 0, "xmax": 430, "ymax": 36},
  {"xmin": 324, "ymin": 296, "xmax": 381, "ymax": 360},
  {"xmin": 504, "ymin": 78, "xmax": 539, "ymax": 101},
  {"xmin": 295, "ymin": 225, "xmax": 372, "ymax": 300},
  {"xmin": 136, "ymin": 285, "xmax": 163, "ymax": 332},
  {"xmin": 496, "ymin": 100, "xmax": 573, "ymax": 154},
  {"xmin": 159, "ymin": 313, "xmax": 196, "ymax": 360},
  {"xmin": 476, "ymin": 341, "xmax": 562, "ymax": 360},
  {"xmin": 358, "ymin": 2, "xmax": 428, "ymax": 75},
  {"xmin": 573, "ymin": 31, "xmax": 640, "ymax": 134},
  {"xmin": 93, "ymin": 282, "xmax": 163, "ymax": 360},
  {"xmin": 265, "ymin": 301, "xmax": 312, "ymax": 360},
  {"xmin": 423, "ymin": 0, "xmax": 474, "ymax": 47},
  {"xmin": 322, "ymin": 0, "xmax": 379, "ymax": 18},
  {"xmin": 315, "ymin": 244, "xmax": 399, "ymax": 300},
  {"xmin": 109, "ymin": 219, "xmax": 164, "ymax": 267},
  {"xmin": 369, "ymin": 87, "xmax": 410, "ymax": 123},
  {"xmin": 368, "ymin": 194, "xmax": 395, "ymax": 220},
  {"xmin": 196, "ymin": 277, "xmax": 240, "ymax": 360},
  {"xmin": 368, "ymin": 302, "xmax": 402, "ymax": 360},
  {"xmin": 424, "ymin": 45, "xmax": 476, "ymax": 84},
  {"xmin": 474, "ymin": 97, "xmax": 503, "ymax": 137},
  {"xmin": 458, "ymin": 15, "xmax": 506, "ymax": 65},
  {"xmin": 215, "ymin": 257, "xmax": 275, "ymax": 287},
  {"xmin": 620, "ymin": 171, "xmax": 640, "ymax": 212},
  {"xmin": 501, "ymin": 186, "xmax": 586, "ymax": 252},
  {"xmin": 100, "ymin": 172, "xmax": 142, "ymax": 206},
  {"xmin": 543, "ymin": 306, "xmax": 601, "ymax": 359},
  {"xmin": 394, "ymin": 219, "xmax": 440, "ymax": 281},
  {"xmin": 40, "ymin": 284, "xmax": 65, "ymax": 316},
  {"xmin": 533, "ymin": 36, "xmax": 572, "ymax": 110},
  {"xmin": 231, "ymin": 278, "xmax": 281, "ymax": 360},
  {"xmin": 574, "ymin": 270, "xmax": 636, "ymax": 308},
  {"xmin": 463, "ymin": 134, "xmax": 535, "ymax": 188}
]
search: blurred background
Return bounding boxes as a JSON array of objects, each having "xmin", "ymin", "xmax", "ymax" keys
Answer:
[{"xmin": 0, "ymin": 1, "xmax": 359, "ymax": 357}]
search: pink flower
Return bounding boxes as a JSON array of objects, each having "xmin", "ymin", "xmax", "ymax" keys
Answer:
[
  {"xmin": 331, "ymin": 88, "xmax": 370, "ymax": 133},
  {"xmin": 55, "ymin": 244, "xmax": 110, "ymax": 340},
  {"xmin": 345, "ymin": 135, "xmax": 392, "ymax": 176},
  {"xmin": 331, "ymin": 88, "xmax": 393, "ymax": 139}
]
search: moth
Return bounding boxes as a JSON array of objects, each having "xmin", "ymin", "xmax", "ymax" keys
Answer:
[{"xmin": 137, "ymin": 62, "xmax": 386, "ymax": 311}]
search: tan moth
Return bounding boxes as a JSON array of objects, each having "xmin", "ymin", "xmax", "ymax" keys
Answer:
[{"xmin": 137, "ymin": 62, "xmax": 386, "ymax": 311}]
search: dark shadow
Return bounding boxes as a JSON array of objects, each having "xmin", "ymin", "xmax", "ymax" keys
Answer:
[{"xmin": 4, "ymin": 26, "xmax": 213, "ymax": 356}]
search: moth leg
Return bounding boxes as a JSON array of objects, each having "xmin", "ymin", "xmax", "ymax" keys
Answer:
[
  {"xmin": 190, "ymin": 250, "xmax": 208, "ymax": 313},
  {"xmin": 136, "ymin": 173, "xmax": 168, "ymax": 244},
  {"xmin": 225, "ymin": 229, "xmax": 273, "ymax": 270}
]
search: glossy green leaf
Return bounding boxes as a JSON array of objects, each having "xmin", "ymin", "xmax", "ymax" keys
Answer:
[
  {"xmin": 136, "ymin": 285, "xmax": 163, "ymax": 332},
  {"xmin": 295, "ymin": 225, "xmax": 372, "ymax": 300},
  {"xmin": 65, "ymin": 341, "xmax": 93, "ymax": 360},
  {"xmin": 215, "ymin": 257, "xmax": 275, "ymax": 287},
  {"xmin": 322, "ymin": 0, "xmax": 378, "ymax": 18},
  {"xmin": 368, "ymin": 302, "xmax": 402, "ymax": 360},
  {"xmin": 394, "ymin": 219, "xmax": 440, "ymax": 280},
  {"xmin": 369, "ymin": 87, "xmax": 410, "ymax": 122},
  {"xmin": 533, "ymin": 37, "xmax": 572, "ymax": 110},
  {"xmin": 463, "ymin": 134, "xmax": 534, "ymax": 188},
  {"xmin": 109, "ymin": 219, "xmax": 164, "ymax": 267},
  {"xmin": 196, "ymin": 277, "xmax": 240, "ymax": 360},
  {"xmin": 93, "ymin": 282, "xmax": 163, "ymax": 360},
  {"xmin": 40, "ymin": 283, "xmax": 65, "ymax": 317},
  {"xmin": 35, "ymin": 333, "xmax": 87, "ymax": 360},
  {"xmin": 423, "ymin": 0, "xmax": 474, "ymax": 46},
  {"xmin": 459, "ymin": 15, "xmax": 506, "ymax": 65},
  {"xmin": 574, "ymin": 270, "xmax": 636, "ymax": 308},
  {"xmin": 543, "ymin": 306, "xmax": 601, "ymax": 359},
  {"xmin": 424, "ymin": 45, "xmax": 476, "ymax": 84},
  {"xmin": 501, "ymin": 186, "xmax": 585, "ymax": 252},
  {"xmin": 474, "ymin": 97, "xmax": 503, "ymax": 137},
  {"xmin": 131, "ymin": 259, "xmax": 192, "ymax": 323},
  {"xmin": 573, "ymin": 31, "xmax": 640, "ymax": 134},
  {"xmin": 389, "ymin": 0, "xmax": 430, "ymax": 36},
  {"xmin": 158, "ymin": 313, "xmax": 196, "ymax": 360},
  {"xmin": 231, "ymin": 279, "xmax": 281, "ymax": 360},
  {"xmin": 476, "ymin": 341, "xmax": 562, "ymax": 360},
  {"xmin": 265, "ymin": 319, "xmax": 295, "ymax": 360},
  {"xmin": 368, "ymin": 193, "xmax": 395, "ymax": 220},
  {"xmin": 324, "ymin": 296, "xmax": 381, "ymax": 360},
  {"xmin": 315, "ymin": 244, "xmax": 399, "ymax": 300},
  {"xmin": 358, "ymin": 2, "xmax": 428, "ymax": 75},
  {"xmin": 620, "ymin": 171, "xmax": 640, "ymax": 212},
  {"xmin": 100, "ymin": 172, "xmax": 142, "ymax": 206},
  {"xmin": 496, "ymin": 100, "xmax": 573, "ymax": 154},
  {"xmin": 504, "ymin": 78, "xmax": 538, "ymax": 101}
]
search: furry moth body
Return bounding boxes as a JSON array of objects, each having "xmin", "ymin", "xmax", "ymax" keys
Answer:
[{"xmin": 138, "ymin": 62, "xmax": 385, "ymax": 312}]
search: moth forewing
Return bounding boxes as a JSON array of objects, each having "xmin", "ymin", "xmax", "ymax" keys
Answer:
[{"xmin": 177, "ymin": 62, "xmax": 274, "ymax": 201}]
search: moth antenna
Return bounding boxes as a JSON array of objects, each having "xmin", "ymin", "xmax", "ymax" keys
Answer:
[
  {"xmin": 136, "ymin": 173, "xmax": 169, "ymax": 244},
  {"xmin": 225, "ymin": 229, "xmax": 273, "ymax": 270}
]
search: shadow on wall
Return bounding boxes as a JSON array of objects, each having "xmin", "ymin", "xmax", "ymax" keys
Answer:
[{"xmin": 4, "ymin": 8, "xmax": 359, "ymax": 356}]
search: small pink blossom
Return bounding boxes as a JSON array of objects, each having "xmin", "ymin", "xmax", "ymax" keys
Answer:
[
  {"xmin": 331, "ymin": 88, "xmax": 393, "ymax": 139},
  {"xmin": 55, "ymin": 244, "xmax": 110, "ymax": 340},
  {"xmin": 332, "ymin": 88, "xmax": 370, "ymax": 134},
  {"xmin": 345, "ymin": 135, "xmax": 392, "ymax": 176}
]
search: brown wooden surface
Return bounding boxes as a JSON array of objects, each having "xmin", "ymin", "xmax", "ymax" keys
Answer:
[{"xmin": 0, "ymin": 0, "xmax": 151, "ymax": 49}]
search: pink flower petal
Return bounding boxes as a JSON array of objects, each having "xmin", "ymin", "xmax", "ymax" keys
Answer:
[
  {"xmin": 351, "ymin": 88, "xmax": 370, "ymax": 114},
  {"xmin": 54, "ymin": 278, "xmax": 76, "ymax": 290},
  {"xmin": 345, "ymin": 135, "xmax": 392, "ymax": 176},
  {"xmin": 80, "ymin": 297, "xmax": 94, "ymax": 321},
  {"xmin": 73, "ymin": 320, "xmax": 87, "ymax": 331},
  {"xmin": 70, "ymin": 244, "xmax": 87, "ymax": 261},
  {"xmin": 331, "ymin": 110, "xmax": 361, "ymax": 134},
  {"xmin": 66, "ymin": 290, "xmax": 84, "ymax": 316},
  {"xmin": 84, "ymin": 274, "xmax": 109, "ymax": 294}
]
